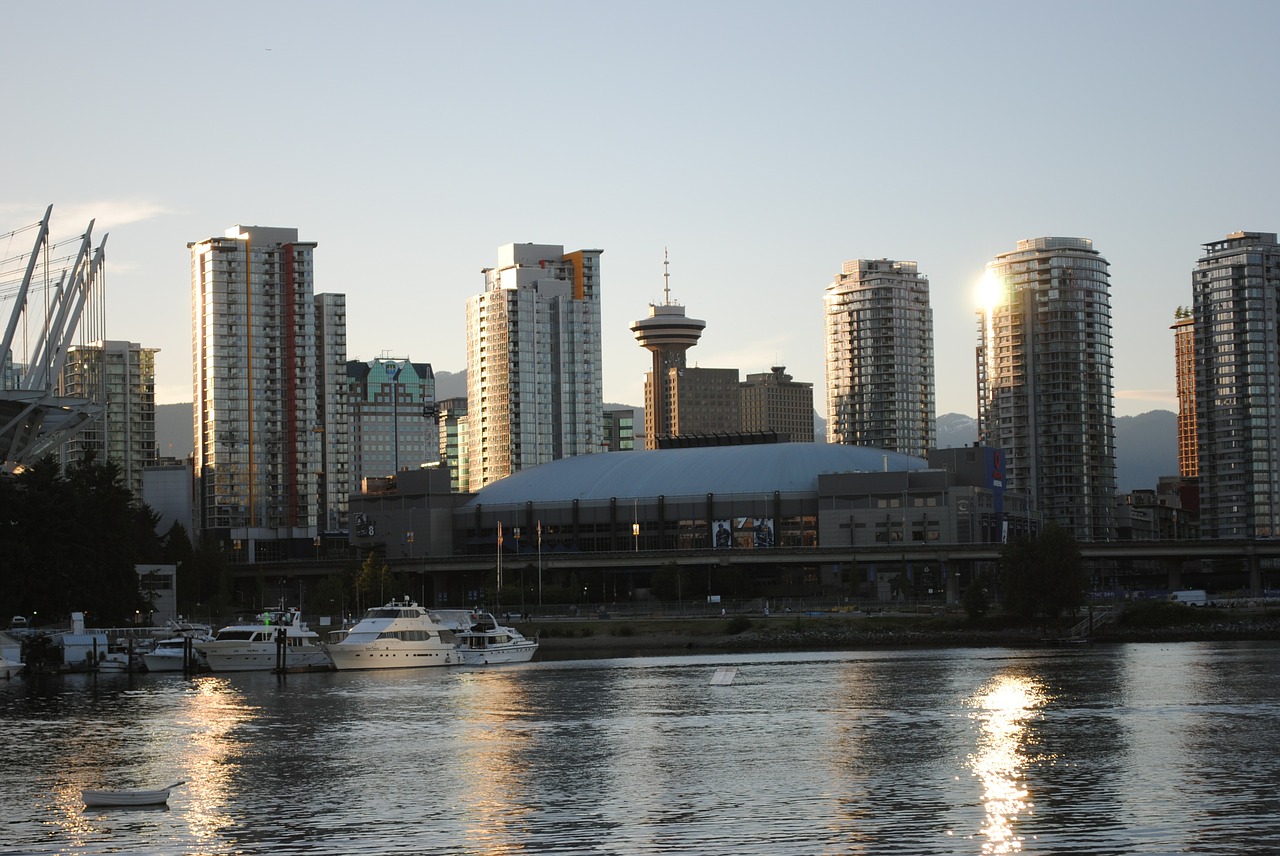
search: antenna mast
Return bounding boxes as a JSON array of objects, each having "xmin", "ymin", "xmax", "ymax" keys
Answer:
[{"xmin": 663, "ymin": 247, "xmax": 671, "ymax": 305}]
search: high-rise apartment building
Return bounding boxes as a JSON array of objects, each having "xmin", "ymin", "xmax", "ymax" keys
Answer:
[
  {"xmin": 824, "ymin": 258, "xmax": 935, "ymax": 456},
  {"xmin": 347, "ymin": 356, "xmax": 437, "ymax": 490},
  {"xmin": 977, "ymin": 237, "xmax": 1117, "ymax": 542},
  {"xmin": 741, "ymin": 365, "xmax": 814, "ymax": 442},
  {"xmin": 630, "ymin": 253, "xmax": 706, "ymax": 449},
  {"xmin": 59, "ymin": 340, "xmax": 158, "ymax": 498},
  {"xmin": 1171, "ymin": 308, "xmax": 1197, "ymax": 479},
  {"xmin": 1192, "ymin": 231, "xmax": 1280, "ymax": 539},
  {"xmin": 466, "ymin": 243, "xmax": 604, "ymax": 489},
  {"xmin": 602, "ymin": 408, "xmax": 636, "ymax": 451},
  {"xmin": 315, "ymin": 293, "xmax": 349, "ymax": 535},
  {"xmin": 435, "ymin": 396, "xmax": 468, "ymax": 492},
  {"xmin": 189, "ymin": 225, "xmax": 341, "ymax": 561}
]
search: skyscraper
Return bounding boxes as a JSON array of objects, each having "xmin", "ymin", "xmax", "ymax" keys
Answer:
[
  {"xmin": 347, "ymin": 356, "xmax": 437, "ymax": 489},
  {"xmin": 824, "ymin": 258, "xmax": 935, "ymax": 456},
  {"xmin": 630, "ymin": 252, "xmax": 706, "ymax": 449},
  {"xmin": 315, "ymin": 292, "xmax": 349, "ymax": 535},
  {"xmin": 741, "ymin": 365, "xmax": 814, "ymax": 442},
  {"xmin": 59, "ymin": 340, "xmax": 158, "ymax": 498},
  {"xmin": 189, "ymin": 225, "xmax": 340, "ymax": 560},
  {"xmin": 1192, "ymin": 231, "xmax": 1280, "ymax": 539},
  {"xmin": 977, "ymin": 237, "xmax": 1117, "ymax": 542},
  {"xmin": 666, "ymin": 367, "xmax": 741, "ymax": 437},
  {"xmin": 435, "ymin": 396, "xmax": 468, "ymax": 492},
  {"xmin": 1171, "ymin": 308, "xmax": 1197, "ymax": 479},
  {"xmin": 466, "ymin": 243, "xmax": 603, "ymax": 489}
]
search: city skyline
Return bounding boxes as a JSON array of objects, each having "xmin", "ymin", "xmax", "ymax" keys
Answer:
[{"xmin": 6, "ymin": 3, "xmax": 1280, "ymax": 420}]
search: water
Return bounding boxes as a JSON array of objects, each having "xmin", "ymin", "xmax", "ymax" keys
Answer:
[{"xmin": 3, "ymin": 642, "xmax": 1280, "ymax": 855}]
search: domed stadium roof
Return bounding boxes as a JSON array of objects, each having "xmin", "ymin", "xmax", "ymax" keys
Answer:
[{"xmin": 465, "ymin": 442, "xmax": 926, "ymax": 506}]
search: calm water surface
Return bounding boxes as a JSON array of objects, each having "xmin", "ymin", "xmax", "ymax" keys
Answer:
[{"xmin": 2, "ymin": 642, "xmax": 1279, "ymax": 855}]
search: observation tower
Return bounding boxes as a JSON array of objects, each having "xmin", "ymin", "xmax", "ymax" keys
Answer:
[{"xmin": 629, "ymin": 251, "xmax": 705, "ymax": 449}]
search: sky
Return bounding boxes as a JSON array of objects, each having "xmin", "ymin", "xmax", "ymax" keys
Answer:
[{"xmin": 5, "ymin": 1, "xmax": 1279, "ymax": 420}]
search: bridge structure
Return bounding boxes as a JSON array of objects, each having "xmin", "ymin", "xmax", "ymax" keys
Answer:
[
  {"xmin": 0, "ymin": 206, "xmax": 105, "ymax": 470},
  {"xmin": 228, "ymin": 537, "xmax": 1280, "ymax": 612}
]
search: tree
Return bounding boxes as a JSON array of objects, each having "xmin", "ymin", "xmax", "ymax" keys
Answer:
[
  {"xmin": 649, "ymin": 561, "xmax": 687, "ymax": 602},
  {"xmin": 0, "ymin": 453, "xmax": 164, "ymax": 625},
  {"xmin": 999, "ymin": 523, "xmax": 1087, "ymax": 622},
  {"xmin": 962, "ymin": 572, "xmax": 990, "ymax": 620},
  {"xmin": 355, "ymin": 552, "xmax": 393, "ymax": 612}
]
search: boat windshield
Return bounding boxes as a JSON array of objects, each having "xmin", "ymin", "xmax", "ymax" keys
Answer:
[{"xmin": 364, "ymin": 608, "xmax": 412, "ymax": 619}]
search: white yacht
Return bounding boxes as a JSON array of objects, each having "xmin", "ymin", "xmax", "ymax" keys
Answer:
[
  {"xmin": 143, "ymin": 623, "xmax": 213, "ymax": 673},
  {"xmin": 455, "ymin": 612, "xmax": 539, "ymax": 665},
  {"xmin": 323, "ymin": 598, "xmax": 459, "ymax": 670},
  {"xmin": 196, "ymin": 607, "xmax": 330, "ymax": 672}
]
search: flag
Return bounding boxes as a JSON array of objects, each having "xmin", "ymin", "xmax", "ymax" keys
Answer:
[{"xmin": 497, "ymin": 521, "xmax": 503, "ymax": 546}]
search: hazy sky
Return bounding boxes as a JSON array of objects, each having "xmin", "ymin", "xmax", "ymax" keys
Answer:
[{"xmin": 5, "ymin": 1, "xmax": 1279, "ymax": 419}]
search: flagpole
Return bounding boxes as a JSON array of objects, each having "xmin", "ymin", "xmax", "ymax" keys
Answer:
[
  {"xmin": 537, "ymin": 520, "xmax": 543, "ymax": 607},
  {"xmin": 496, "ymin": 521, "xmax": 503, "ymax": 613}
]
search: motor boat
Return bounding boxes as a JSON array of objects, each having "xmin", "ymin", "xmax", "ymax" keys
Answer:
[
  {"xmin": 82, "ymin": 780, "xmax": 185, "ymax": 808},
  {"xmin": 323, "ymin": 598, "xmax": 460, "ymax": 670},
  {"xmin": 143, "ymin": 621, "xmax": 213, "ymax": 673},
  {"xmin": 196, "ymin": 607, "xmax": 330, "ymax": 672},
  {"xmin": 455, "ymin": 612, "xmax": 539, "ymax": 665},
  {"xmin": 0, "ymin": 655, "xmax": 24, "ymax": 679}
]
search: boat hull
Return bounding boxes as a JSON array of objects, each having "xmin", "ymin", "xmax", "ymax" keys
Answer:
[
  {"xmin": 198, "ymin": 643, "xmax": 332, "ymax": 673},
  {"xmin": 142, "ymin": 651, "xmax": 206, "ymax": 673},
  {"xmin": 324, "ymin": 642, "xmax": 458, "ymax": 671},
  {"xmin": 82, "ymin": 783, "xmax": 182, "ymax": 807},
  {"xmin": 457, "ymin": 642, "xmax": 539, "ymax": 665}
]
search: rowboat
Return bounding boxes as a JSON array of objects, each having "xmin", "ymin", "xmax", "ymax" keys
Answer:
[{"xmin": 81, "ymin": 780, "xmax": 185, "ymax": 807}]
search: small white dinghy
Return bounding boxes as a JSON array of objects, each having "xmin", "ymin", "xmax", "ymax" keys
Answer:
[{"xmin": 81, "ymin": 780, "xmax": 185, "ymax": 808}]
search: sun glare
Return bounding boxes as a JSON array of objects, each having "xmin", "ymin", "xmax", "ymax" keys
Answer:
[{"xmin": 978, "ymin": 269, "xmax": 1005, "ymax": 314}]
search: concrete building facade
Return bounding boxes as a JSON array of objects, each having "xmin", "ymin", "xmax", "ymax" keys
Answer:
[
  {"xmin": 347, "ymin": 357, "xmax": 437, "ymax": 492},
  {"xmin": 315, "ymin": 293, "xmax": 349, "ymax": 535},
  {"xmin": 189, "ymin": 225, "xmax": 339, "ymax": 561},
  {"xmin": 59, "ymin": 339, "xmax": 158, "ymax": 498},
  {"xmin": 740, "ymin": 365, "xmax": 814, "ymax": 442}
]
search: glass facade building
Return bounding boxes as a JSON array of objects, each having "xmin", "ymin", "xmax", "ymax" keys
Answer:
[{"xmin": 977, "ymin": 237, "xmax": 1116, "ymax": 542}]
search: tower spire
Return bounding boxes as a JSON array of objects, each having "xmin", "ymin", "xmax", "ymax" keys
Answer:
[{"xmin": 663, "ymin": 247, "xmax": 671, "ymax": 305}]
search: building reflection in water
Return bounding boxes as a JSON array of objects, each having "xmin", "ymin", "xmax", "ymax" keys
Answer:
[
  {"xmin": 454, "ymin": 669, "xmax": 534, "ymax": 852},
  {"xmin": 967, "ymin": 673, "xmax": 1048, "ymax": 854}
]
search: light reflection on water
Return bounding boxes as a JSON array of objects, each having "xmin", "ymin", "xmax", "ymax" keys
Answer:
[
  {"xmin": 2, "ymin": 643, "xmax": 1280, "ymax": 854},
  {"xmin": 967, "ymin": 673, "xmax": 1046, "ymax": 854}
]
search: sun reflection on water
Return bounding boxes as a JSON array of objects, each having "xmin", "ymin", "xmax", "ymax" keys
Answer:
[
  {"xmin": 454, "ymin": 670, "xmax": 534, "ymax": 853},
  {"xmin": 967, "ymin": 674, "xmax": 1048, "ymax": 854},
  {"xmin": 173, "ymin": 677, "xmax": 259, "ymax": 847}
]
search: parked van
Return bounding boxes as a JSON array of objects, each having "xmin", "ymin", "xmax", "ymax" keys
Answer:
[{"xmin": 1170, "ymin": 589, "xmax": 1208, "ymax": 607}]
